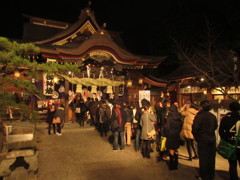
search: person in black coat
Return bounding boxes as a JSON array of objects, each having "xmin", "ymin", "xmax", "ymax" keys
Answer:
[
  {"xmin": 75, "ymin": 99, "xmax": 88, "ymax": 126},
  {"xmin": 54, "ymin": 105, "xmax": 65, "ymax": 135},
  {"xmin": 155, "ymin": 100, "xmax": 164, "ymax": 152},
  {"xmin": 219, "ymin": 101, "xmax": 240, "ymax": 180},
  {"xmin": 192, "ymin": 100, "xmax": 218, "ymax": 180},
  {"xmin": 98, "ymin": 100, "xmax": 111, "ymax": 137},
  {"xmin": 165, "ymin": 104, "xmax": 183, "ymax": 170},
  {"xmin": 46, "ymin": 104, "xmax": 56, "ymax": 135}
]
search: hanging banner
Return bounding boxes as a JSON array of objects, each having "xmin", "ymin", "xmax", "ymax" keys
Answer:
[
  {"xmin": 118, "ymin": 84, "xmax": 124, "ymax": 96},
  {"xmin": 43, "ymin": 74, "xmax": 55, "ymax": 96},
  {"xmin": 139, "ymin": 90, "xmax": 150, "ymax": 107}
]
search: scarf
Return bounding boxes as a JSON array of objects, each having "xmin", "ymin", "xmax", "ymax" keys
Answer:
[{"xmin": 115, "ymin": 107, "xmax": 122, "ymax": 127}]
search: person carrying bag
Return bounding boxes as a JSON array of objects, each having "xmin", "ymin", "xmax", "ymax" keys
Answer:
[
  {"xmin": 219, "ymin": 101, "xmax": 240, "ymax": 180},
  {"xmin": 140, "ymin": 104, "xmax": 156, "ymax": 159},
  {"xmin": 147, "ymin": 113, "xmax": 156, "ymax": 140},
  {"xmin": 53, "ymin": 105, "xmax": 65, "ymax": 136},
  {"xmin": 217, "ymin": 127, "xmax": 240, "ymax": 160}
]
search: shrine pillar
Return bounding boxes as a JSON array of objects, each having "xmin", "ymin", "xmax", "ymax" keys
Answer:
[{"xmin": 64, "ymin": 80, "xmax": 69, "ymax": 123}]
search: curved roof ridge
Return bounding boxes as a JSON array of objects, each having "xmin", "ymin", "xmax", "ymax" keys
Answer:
[
  {"xmin": 55, "ymin": 33, "xmax": 139, "ymax": 60},
  {"xmin": 34, "ymin": 7, "xmax": 101, "ymax": 45}
]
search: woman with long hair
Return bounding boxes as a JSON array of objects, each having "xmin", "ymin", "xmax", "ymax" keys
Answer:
[
  {"xmin": 46, "ymin": 104, "xmax": 56, "ymax": 135},
  {"xmin": 165, "ymin": 104, "xmax": 183, "ymax": 170}
]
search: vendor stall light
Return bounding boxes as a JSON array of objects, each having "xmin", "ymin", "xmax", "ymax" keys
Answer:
[
  {"xmin": 203, "ymin": 90, "xmax": 207, "ymax": 94},
  {"xmin": 127, "ymin": 80, "xmax": 133, "ymax": 87},
  {"xmin": 187, "ymin": 85, "xmax": 191, "ymax": 88},
  {"xmin": 160, "ymin": 92, "xmax": 163, "ymax": 98},
  {"xmin": 53, "ymin": 77, "xmax": 59, "ymax": 83},
  {"xmin": 14, "ymin": 71, "xmax": 20, "ymax": 78}
]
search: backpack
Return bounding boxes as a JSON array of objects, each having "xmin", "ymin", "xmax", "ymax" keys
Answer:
[{"xmin": 103, "ymin": 111, "xmax": 109, "ymax": 122}]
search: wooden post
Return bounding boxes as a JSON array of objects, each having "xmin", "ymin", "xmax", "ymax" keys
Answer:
[
  {"xmin": 114, "ymin": 86, "xmax": 119, "ymax": 102},
  {"xmin": 64, "ymin": 80, "xmax": 69, "ymax": 123}
]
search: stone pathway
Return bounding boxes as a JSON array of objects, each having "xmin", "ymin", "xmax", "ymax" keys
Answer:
[
  {"xmin": 35, "ymin": 122, "xmax": 231, "ymax": 180},
  {"xmin": 1, "ymin": 121, "xmax": 235, "ymax": 180}
]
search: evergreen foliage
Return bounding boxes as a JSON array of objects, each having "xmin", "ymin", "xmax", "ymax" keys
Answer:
[{"xmin": 0, "ymin": 37, "xmax": 81, "ymax": 121}]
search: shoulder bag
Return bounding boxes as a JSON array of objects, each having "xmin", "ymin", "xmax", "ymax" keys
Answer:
[
  {"xmin": 217, "ymin": 126, "xmax": 240, "ymax": 160},
  {"xmin": 52, "ymin": 117, "xmax": 61, "ymax": 124},
  {"xmin": 146, "ymin": 113, "xmax": 156, "ymax": 139}
]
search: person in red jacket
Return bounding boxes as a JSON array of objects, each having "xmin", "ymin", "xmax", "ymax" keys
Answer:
[{"xmin": 111, "ymin": 102, "xmax": 127, "ymax": 151}]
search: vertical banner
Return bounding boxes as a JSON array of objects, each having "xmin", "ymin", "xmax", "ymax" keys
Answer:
[
  {"xmin": 139, "ymin": 90, "xmax": 150, "ymax": 107},
  {"xmin": 43, "ymin": 73, "xmax": 55, "ymax": 96}
]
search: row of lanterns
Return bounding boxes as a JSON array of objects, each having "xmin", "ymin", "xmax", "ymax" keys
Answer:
[
  {"xmin": 127, "ymin": 78, "xmax": 143, "ymax": 87},
  {"xmin": 76, "ymin": 84, "xmax": 113, "ymax": 94}
]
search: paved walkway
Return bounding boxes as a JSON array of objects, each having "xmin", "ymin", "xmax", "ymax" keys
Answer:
[{"xmin": 2, "ymin": 121, "xmax": 237, "ymax": 180}]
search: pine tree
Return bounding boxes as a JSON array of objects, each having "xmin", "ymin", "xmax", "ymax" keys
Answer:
[{"xmin": 0, "ymin": 37, "xmax": 80, "ymax": 121}]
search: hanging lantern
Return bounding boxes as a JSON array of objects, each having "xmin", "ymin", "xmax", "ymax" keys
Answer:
[
  {"xmin": 138, "ymin": 79, "xmax": 143, "ymax": 84},
  {"xmin": 91, "ymin": 85, "xmax": 97, "ymax": 93},
  {"xmin": 106, "ymin": 86, "xmax": 113, "ymax": 94},
  {"xmin": 76, "ymin": 84, "xmax": 82, "ymax": 93}
]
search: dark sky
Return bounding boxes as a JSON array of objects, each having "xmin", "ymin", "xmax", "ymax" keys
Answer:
[{"xmin": 1, "ymin": 0, "xmax": 240, "ymax": 55}]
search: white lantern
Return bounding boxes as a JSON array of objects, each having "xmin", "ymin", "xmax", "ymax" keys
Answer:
[
  {"xmin": 76, "ymin": 84, "xmax": 82, "ymax": 93},
  {"xmin": 91, "ymin": 85, "xmax": 97, "ymax": 93}
]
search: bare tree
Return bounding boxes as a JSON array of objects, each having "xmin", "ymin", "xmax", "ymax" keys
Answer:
[{"xmin": 172, "ymin": 21, "xmax": 240, "ymax": 100}]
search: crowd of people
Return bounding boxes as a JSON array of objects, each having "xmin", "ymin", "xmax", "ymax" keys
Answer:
[{"xmin": 46, "ymin": 97, "xmax": 240, "ymax": 180}]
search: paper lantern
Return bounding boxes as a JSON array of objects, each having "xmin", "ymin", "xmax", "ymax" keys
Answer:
[
  {"xmin": 91, "ymin": 85, "xmax": 97, "ymax": 93},
  {"xmin": 106, "ymin": 86, "xmax": 113, "ymax": 94},
  {"xmin": 76, "ymin": 84, "xmax": 82, "ymax": 93}
]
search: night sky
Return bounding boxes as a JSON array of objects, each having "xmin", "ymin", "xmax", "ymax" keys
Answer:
[{"xmin": 1, "ymin": 0, "xmax": 240, "ymax": 56}]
